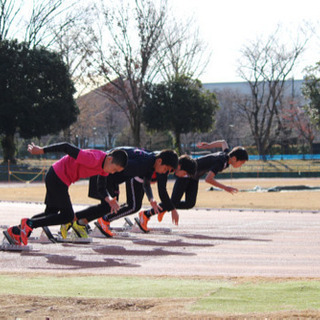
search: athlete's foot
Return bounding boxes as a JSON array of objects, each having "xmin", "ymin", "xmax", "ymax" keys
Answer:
[
  {"xmin": 136, "ymin": 211, "xmax": 150, "ymax": 233},
  {"xmin": 6, "ymin": 227, "xmax": 22, "ymax": 245},
  {"xmin": 20, "ymin": 218, "xmax": 33, "ymax": 245},
  {"xmin": 72, "ymin": 221, "xmax": 88, "ymax": 238},
  {"xmin": 60, "ymin": 222, "xmax": 72, "ymax": 239},
  {"xmin": 157, "ymin": 211, "xmax": 167, "ymax": 222},
  {"xmin": 96, "ymin": 218, "xmax": 114, "ymax": 238}
]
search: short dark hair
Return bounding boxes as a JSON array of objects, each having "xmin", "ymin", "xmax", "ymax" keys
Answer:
[
  {"xmin": 229, "ymin": 147, "xmax": 248, "ymax": 161},
  {"xmin": 156, "ymin": 149, "xmax": 178, "ymax": 170},
  {"xmin": 179, "ymin": 155, "xmax": 197, "ymax": 175},
  {"xmin": 109, "ymin": 149, "xmax": 128, "ymax": 168}
]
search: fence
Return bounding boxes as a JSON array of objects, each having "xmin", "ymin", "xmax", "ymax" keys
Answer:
[
  {"xmin": 218, "ymin": 171, "xmax": 320, "ymax": 179},
  {"xmin": 219, "ymin": 157, "xmax": 320, "ymax": 179},
  {"xmin": 249, "ymin": 154, "xmax": 320, "ymax": 161},
  {"xmin": 0, "ymin": 161, "xmax": 48, "ymax": 183}
]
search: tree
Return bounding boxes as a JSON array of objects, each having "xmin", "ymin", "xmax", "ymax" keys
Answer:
[
  {"xmin": 0, "ymin": 0, "xmax": 21, "ymax": 40},
  {"xmin": 275, "ymin": 94, "xmax": 316, "ymax": 153},
  {"xmin": 143, "ymin": 76, "xmax": 219, "ymax": 154},
  {"xmin": 157, "ymin": 15, "xmax": 210, "ymax": 81},
  {"xmin": 237, "ymin": 28, "xmax": 306, "ymax": 156},
  {"xmin": 302, "ymin": 62, "xmax": 320, "ymax": 127},
  {"xmin": 85, "ymin": 0, "xmax": 167, "ymax": 147},
  {"xmin": 0, "ymin": 39, "xmax": 78, "ymax": 163},
  {"xmin": 0, "ymin": 0, "xmax": 91, "ymax": 100},
  {"xmin": 213, "ymin": 88, "xmax": 252, "ymax": 147},
  {"xmin": 85, "ymin": 0, "xmax": 210, "ymax": 148},
  {"xmin": 0, "ymin": 0, "xmax": 80, "ymax": 48},
  {"xmin": 0, "ymin": 0, "xmax": 89, "ymax": 84}
]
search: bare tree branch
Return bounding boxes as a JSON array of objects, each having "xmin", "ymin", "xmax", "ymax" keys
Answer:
[
  {"xmin": 237, "ymin": 27, "xmax": 308, "ymax": 155},
  {"xmin": 24, "ymin": 0, "xmax": 80, "ymax": 48},
  {"xmin": 0, "ymin": 0, "xmax": 22, "ymax": 40},
  {"xmin": 157, "ymin": 15, "xmax": 211, "ymax": 81},
  {"xmin": 83, "ymin": 0, "xmax": 168, "ymax": 146}
]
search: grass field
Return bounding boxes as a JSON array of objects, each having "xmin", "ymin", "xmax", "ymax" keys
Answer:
[{"xmin": 1, "ymin": 275, "xmax": 320, "ymax": 319}]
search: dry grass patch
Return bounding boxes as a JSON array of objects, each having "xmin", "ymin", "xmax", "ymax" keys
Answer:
[{"xmin": 1, "ymin": 178, "xmax": 320, "ymax": 211}]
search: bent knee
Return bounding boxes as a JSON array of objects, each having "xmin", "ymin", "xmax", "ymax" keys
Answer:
[
  {"xmin": 60, "ymin": 209, "xmax": 74, "ymax": 224},
  {"xmin": 124, "ymin": 202, "xmax": 142, "ymax": 214},
  {"xmin": 185, "ymin": 200, "xmax": 196, "ymax": 209}
]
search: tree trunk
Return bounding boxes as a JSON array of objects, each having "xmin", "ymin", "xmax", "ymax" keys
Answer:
[
  {"xmin": 132, "ymin": 117, "xmax": 141, "ymax": 147},
  {"xmin": 174, "ymin": 131, "xmax": 182, "ymax": 155},
  {"xmin": 63, "ymin": 128, "xmax": 71, "ymax": 142},
  {"xmin": 309, "ymin": 140, "xmax": 314, "ymax": 154},
  {"xmin": 1, "ymin": 134, "xmax": 16, "ymax": 164}
]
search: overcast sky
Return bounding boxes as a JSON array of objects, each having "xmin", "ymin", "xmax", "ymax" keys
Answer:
[{"xmin": 171, "ymin": 0, "xmax": 320, "ymax": 83}]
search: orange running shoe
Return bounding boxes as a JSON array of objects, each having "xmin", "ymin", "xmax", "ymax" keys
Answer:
[
  {"xmin": 20, "ymin": 218, "xmax": 33, "ymax": 245},
  {"xmin": 137, "ymin": 211, "xmax": 150, "ymax": 232},
  {"xmin": 6, "ymin": 227, "xmax": 22, "ymax": 245},
  {"xmin": 157, "ymin": 211, "xmax": 167, "ymax": 222},
  {"xmin": 96, "ymin": 218, "xmax": 114, "ymax": 238}
]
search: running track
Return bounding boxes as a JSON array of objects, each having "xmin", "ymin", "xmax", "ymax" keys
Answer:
[{"xmin": 1, "ymin": 202, "xmax": 320, "ymax": 278}]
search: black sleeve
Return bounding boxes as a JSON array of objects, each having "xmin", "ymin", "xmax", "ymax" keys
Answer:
[
  {"xmin": 143, "ymin": 177, "xmax": 154, "ymax": 201},
  {"xmin": 88, "ymin": 175, "xmax": 114, "ymax": 200},
  {"xmin": 43, "ymin": 142, "xmax": 80, "ymax": 159},
  {"xmin": 88, "ymin": 176, "xmax": 100, "ymax": 200},
  {"xmin": 157, "ymin": 173, "xmax": 175, "ymax": 211},
  {"xmin": 97, "ymin": 175, "xmax": 111, "ymax": 199},
  {"xmin": 209, "ymin": 161, "xmax": 225, "ymax": 175}
]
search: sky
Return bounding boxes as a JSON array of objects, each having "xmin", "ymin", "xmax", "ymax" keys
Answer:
[
  {"xmin": 18, "ymin": 0, "xmax": 320, "ymax": 84},
  {"xmin": 171, "ymin": 0, "xmax": 320, "ymax": 83}
]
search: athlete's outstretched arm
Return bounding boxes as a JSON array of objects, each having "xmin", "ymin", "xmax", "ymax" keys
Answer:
[
  {"xmin": 196, "ymin": 140, "xmax": 228, "ymax": 151},
  {"xmin": 28, "ymin": 142, "xmax": 80, "ymax": 159},
  {"xmin": 205, "ymin": 171, "xmax": 238, "ymax": 194}
]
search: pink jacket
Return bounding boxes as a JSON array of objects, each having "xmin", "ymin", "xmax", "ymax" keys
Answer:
[{"xmin": 52, "ymin": 149, "xmax": 109, "ymax": 186}]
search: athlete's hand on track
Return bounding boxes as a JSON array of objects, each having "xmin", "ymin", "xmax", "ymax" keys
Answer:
[
  {"xmin": 171, "ymin": 209, "xmax": 179, "ymax": 225},
  {"xmin": 150, "ymin": 200, "xmax": 162, "ymax": 215},
  {"xmin": 105, "ymin": 196, "xmax": 120, "ymax": 213},
  {"xmin": 224, "ymin": 186, "xmax": 238, "ymax": 194}
]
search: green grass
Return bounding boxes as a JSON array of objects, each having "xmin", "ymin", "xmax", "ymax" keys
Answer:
[
  {"xmin": 1, "ymin": 275, "xmax": 320, "ymax": 315},
  {"xmin": 0, "ymin": 275, "xmax": 227, "ymax": 299},
  {"xmin": 192, "ymin": 281, "xmax": 320, "ymax": 313}
]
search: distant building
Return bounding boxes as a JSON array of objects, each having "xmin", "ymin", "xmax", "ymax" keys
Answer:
[
  {"xmin": 203, "ymin": 79, "xmax": 304, "ymax": 100},
  {"xmin": 203, "ymin": 79, "xmax": 320, "ymax": 151},
  {"xmin": 74, "ymin": 81, "xmax": 128, "ymax": 149},
  {"xmin": 74, "ymin": 78, "xmax": 312, "ymax": 149}
]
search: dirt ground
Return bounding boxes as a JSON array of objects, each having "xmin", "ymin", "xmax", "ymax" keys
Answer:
[
  {"xmin": 1, "ymin": 178, "xmax": 320, "ymax": 319},
  {"xmin": 1, "ymin": 177, "xmax": 320, "ymax": 210},
  {"xmin": 2, "ymin": 294, "xmax": 320, "ymax": 320}
]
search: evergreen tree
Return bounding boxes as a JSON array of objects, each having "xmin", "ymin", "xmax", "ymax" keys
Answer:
[
  {"xmin": 143, "ymin": 76, "xmax": 219, "ymax": 154},
  {"xmin": 0, "ymin": 39, "xmax": 79, "ymax": 163}
]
